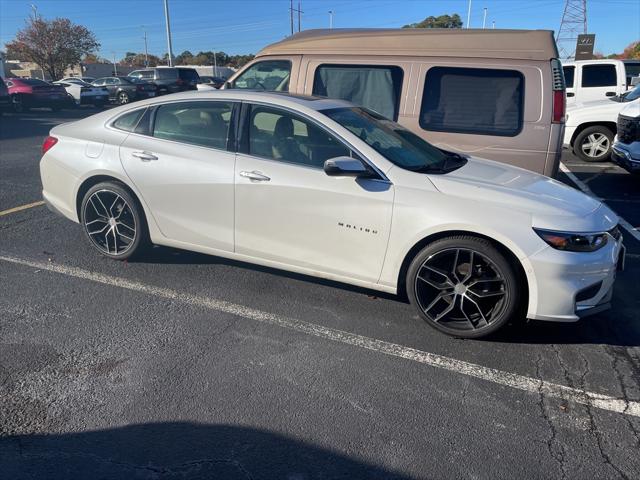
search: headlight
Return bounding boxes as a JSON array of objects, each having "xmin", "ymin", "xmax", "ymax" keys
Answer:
[{"xmin": 534, "ymin": 228, "xmax": 608, "ymax": 252}]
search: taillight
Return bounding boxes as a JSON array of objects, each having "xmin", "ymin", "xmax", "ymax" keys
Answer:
[
  {"xmin": 42, "ymin": 136, "xmax": 58, "ymax": 155},
  {"xmin": 551, "ymin": 59, "xmax": 566, "ymax": 124}
]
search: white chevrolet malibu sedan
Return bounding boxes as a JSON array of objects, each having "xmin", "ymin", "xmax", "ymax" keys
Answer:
[{"xmin": 40, "ymin": 91, "xmax": 625, "ymax": 338}]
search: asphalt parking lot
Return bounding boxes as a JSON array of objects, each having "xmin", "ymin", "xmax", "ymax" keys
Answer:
[{"xmin": 1, "ymin": 108, "xmax": 639, "ymax": 479}]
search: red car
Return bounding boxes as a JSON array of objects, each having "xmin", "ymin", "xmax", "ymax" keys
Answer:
[{"xmin": 5, "ymin": 78, "xmax": 72, "ymax": 113}]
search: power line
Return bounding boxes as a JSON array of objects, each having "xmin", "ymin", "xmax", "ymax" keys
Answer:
[{"xmin": 557, "ymin": 0, "xmax": 588, "ymax": 59}]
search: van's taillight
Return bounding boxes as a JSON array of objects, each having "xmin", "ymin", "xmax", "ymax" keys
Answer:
[
  {"xmin": 551, "ymin": 59, "xmax": 566, "ymax": 124},
  {"xmin": 42, "ymin": 136, "xmax": 58, "ymax": 154},
  {"xmin": 552, "ymin": 90, "xmax": 566, "ymax": 123}
]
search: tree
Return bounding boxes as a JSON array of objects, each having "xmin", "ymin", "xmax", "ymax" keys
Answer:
[
  {"xmin": 5, "ymin": 15, "xmax": 100, "ymax": 80},
  {"xmin": 174, "ymin": 50, "xmax": 194, "ymax": 64},
  {"xmin": 619, "ymin": 41, "xmax": 640, "ymax": 60},
  {"xmin": 83, "ymin": 53, "xmax": 109, "ymax": 64},
  {"xmin": 403, "ymin": 14, "xmax": 463, "ymax": 29}
]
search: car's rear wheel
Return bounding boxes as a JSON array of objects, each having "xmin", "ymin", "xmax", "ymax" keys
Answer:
[
  {"xmin": 117, "ymin": 91, "xmax": 130, "ymax": 105},
  {"xmin": 406, "ymin": 236, "xmax": 521, "ymax": 339},
  {"xmin": 573, "ymin": 126, "xmax": 614, "ymax": 162},
  {"xmin": 80, "ymin": 182, "xmax": 148, "ymax": 260}
]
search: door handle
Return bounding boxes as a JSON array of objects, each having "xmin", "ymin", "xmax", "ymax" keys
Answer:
[
  {"xmin": 132, "ymin": 151, "xmax": 158, "ymax": 162},
  {"xmin": 566, "ymin": 92, "xmax": 575, "ymax": 97},
  {"xmin": 239, "ymin": 170, "xmax": 270, "ymax": 181},
  {"xmin": 605, "ymin": 91, "xmax": 616, "ymax": 97}
]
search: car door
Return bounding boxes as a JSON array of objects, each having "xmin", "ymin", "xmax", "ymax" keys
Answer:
[
  {"xmin": 563, "ymin": 65, "xmax": 576, "ymax": 105},
  {"xmin": 119, "ymin": 100, "xmax": 237, "ymax": 251},
  {"xmin": 579, "ymin": 63, "xmax": 620, "ymax": 103},
  {"xmin": 234, "ymin": 103, "xmax": 394, "ymax": 284}
]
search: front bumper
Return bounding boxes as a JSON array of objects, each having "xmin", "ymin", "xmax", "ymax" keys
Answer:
[
  {"xmin": 525, "ymin": 235, "xmax": 624, "ymax": 322},
  {"xmin": 611, "ymin": 142, "xmax": 640, "ymax": 174}
]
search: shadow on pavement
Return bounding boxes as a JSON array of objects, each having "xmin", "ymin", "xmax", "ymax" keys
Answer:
[{"xmin": 0, "ymin": 422, "xmax": 412, "ymax": 480}]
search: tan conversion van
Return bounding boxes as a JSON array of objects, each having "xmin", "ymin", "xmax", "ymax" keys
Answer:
[{"xmin": 226, "ymin": 29, "xmax": 566, "ymax": 177}]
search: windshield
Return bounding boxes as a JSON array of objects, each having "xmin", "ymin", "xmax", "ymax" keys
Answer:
[{"xmin": 322, "ymin": 107, "xmax": 463, "ymax": 172}]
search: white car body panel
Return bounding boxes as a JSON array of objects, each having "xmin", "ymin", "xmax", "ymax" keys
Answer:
[
  {"xmin": 53, "ymin": 81, "xmax": 108, "ymax": 105},
  {"xmin": 40, "ymin": 90, "xmax": 623, "ymax": 322},
  {"xmin": 564, "ymin": 96, "xmax": 640, "ymax": 147}
]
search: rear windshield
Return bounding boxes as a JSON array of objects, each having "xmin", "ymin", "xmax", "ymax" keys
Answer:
[
  {"xmin": 178, "ymin": 68, "xmax": 200, "ymax": 81},
  {"xmin": 157, "ymin": 68, "xmax": 178, "ymax": 79}
]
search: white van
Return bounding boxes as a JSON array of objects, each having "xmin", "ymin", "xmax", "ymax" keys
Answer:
[{"xmin": 562, "ymin": 59, "xmax": 640, "ymax": 105}]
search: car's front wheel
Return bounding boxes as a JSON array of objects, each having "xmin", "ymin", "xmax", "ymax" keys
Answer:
[
  {"xmin": 117, "ymin": 91, "xmax": 130, "ymax": 105},
  {"xmin": 573, "ymin": 125, "xmax": 614, "ymax": 162},
  {"xmin": 406, "ymin": 236, "xmax": 521, "ymax": 339},
  {"xmin": 80, "ymin": 182, "xmax": 148, "ymax": 260}
]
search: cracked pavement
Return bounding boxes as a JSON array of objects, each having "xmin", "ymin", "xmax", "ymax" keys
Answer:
[{"xmin": 1, "ymin": 109, "xmax": 640, "ymax": 479}]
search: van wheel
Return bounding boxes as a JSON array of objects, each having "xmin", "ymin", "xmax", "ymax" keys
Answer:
[
  {"xmin": 406, "ymin": 236, "xmax": 521, "ymax": 339},
  {"xmin": 573, "ymin": 126, "xmax": 614, "ymax": 162}
]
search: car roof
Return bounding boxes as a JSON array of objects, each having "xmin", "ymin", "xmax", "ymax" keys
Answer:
[
  {"xmin": 166, "ymin": 90, "xmax": 353, "ymax": 110},
  {"xmin": 256, "ymin": 28, "xmax": 558, "ymax": 61}
]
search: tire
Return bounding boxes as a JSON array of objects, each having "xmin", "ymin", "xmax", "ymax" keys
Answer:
[
  {"xmin": 406, "ymin": 236, "xmax": 521, "ymax": 339},
  {"xmin": 573, "ymin": 126, "xmax": 614, "ymax": 162},
  {"xmin": 117, "ymin": 91, "xmax": 130, "ymax": 105},
  {"xmin": 11, "ymin": 94, "xmax": 28, "ymax": 113},
  {"xmin": 80, "ymin": 181, "xmax": 148, "ymax": 260}
]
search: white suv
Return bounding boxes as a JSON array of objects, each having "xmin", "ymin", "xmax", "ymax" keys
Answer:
[{"xmin": 612, "ymin": 102, "xmax": 640, "ymax": 174}]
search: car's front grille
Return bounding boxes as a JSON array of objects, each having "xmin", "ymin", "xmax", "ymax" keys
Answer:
[{"xmin": 617, "ymin": 115, "xmax": 640, "ymax": 144}]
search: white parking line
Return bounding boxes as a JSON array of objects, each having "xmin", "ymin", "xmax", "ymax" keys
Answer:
[
  {"xmin": 560, "ymin": 163, "xmax": 640, "ymax": 243},
  {"xmin": 1, "ymin": 253, "xmax": 639, "ymax": 418}
]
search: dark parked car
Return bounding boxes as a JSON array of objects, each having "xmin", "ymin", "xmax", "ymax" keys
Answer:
[
  {"xmin": 128, "ymin": 67, "xmax": 200, "ymax": 94},
  {"xmin": 198, "ymin": 75, "xmax": 226, "ymax": 89},
  {"xmin": 5, "ymin": 78, "xmax": 71, "ymax": 112},
  {"xmin": 91, "ymin": 77, "xmax": 156, "ymax": 105},
  {"xmin": 0, "ymin": 77, "xmax": 10, "ymax": 112}
]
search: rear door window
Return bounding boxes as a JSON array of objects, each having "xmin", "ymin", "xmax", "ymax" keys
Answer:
[
  {"xmin": 178, "ymin": 68, "xmax": 200, "ymax": 82},
  {"xmin": 152, "ymin": 101, "xmax": 233, "ymax": 149},
  {"xmin": 157, "ymin": 68, "xmax": 178, "ymax": 80},
  {"xmin": 312, "ymin": 64, "xmax": 403, "ymax": 121},
  {"xmin": 420, "ymin": 66, "xmax": 524, "ymax": 137},
  {"xmin": 563, "ymin": 66, "xmax": 575, "ymax": 88},
  {"xmin": 231, "ymin": 60, "xmax": 291, "ymax": 91},
  {"xmin": 581, "ymin": 64, "xmax": 617, "ymax": 87}
]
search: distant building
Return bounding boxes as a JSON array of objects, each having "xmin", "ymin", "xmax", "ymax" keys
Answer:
[
  {"xmin": 65, "ymin": 63, "xmax": 137, "ymax": 79},
  {"xmin": 5, "ymin": 60, "xmax": 47, "ymax": 80}
]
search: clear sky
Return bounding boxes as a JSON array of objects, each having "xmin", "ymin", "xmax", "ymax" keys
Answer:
[{"xmin": 0, "ymin": 0, "xmax": 638, "ymax": 60}]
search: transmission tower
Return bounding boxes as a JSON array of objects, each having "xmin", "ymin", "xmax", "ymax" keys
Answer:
[{"xmin": 556, "ymin": 0, "xmax": 587, "ymax": 59}]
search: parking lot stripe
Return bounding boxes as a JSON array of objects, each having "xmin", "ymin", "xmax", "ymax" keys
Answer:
[
  {"xmin": 0, "ymin": 200, "xmax": 45, "ymax": 217},
  {"xmin": 1, "ymin": 253, "xmax": 639, "ymax": 418},
  {"xmin": 560, "ymin": 163, "xmax": 640, "ymax": 243}
]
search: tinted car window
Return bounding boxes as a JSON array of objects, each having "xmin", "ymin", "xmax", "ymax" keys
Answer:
[
  {"xmin": 623, "ymin": 62, "xmax": 640, "ymax": 84},
  {"xmin": 153, "ymin": 101, "xmax": 233, "ymax": 149},
  {"xmin": 232, "ymin": 60, "xmax": 291, "ymax": 91},
  {"xmin": 420, "ymin": 67, "xmax": 524, "ymax": 137},
  {"xmin": 248, "ymin": 105, "xmax": 350, "ymax": 168},
  {"xmin": 92, "ymin": 79, "xmax": 105, "ymax": 86},
  {"xmin": 563, "ymin": 66, "xmax": 575, "ymax": 88},
  {"xmin": 113, "ymin": 109, "xmax": 146, "ymax": 132},
  {"xmin": 19, "ymin": 79, "xmax": 50, "ymax": 86},
  {"xmin": 313, "ymin": 64, "xmax": 403, "ymax": 121},
  {"xmin": 105, "ymin": 78, "xmax": 118, "ymax": 85},
  {"xmin": 178, "ymin": 68, "xmax": 200, "ymax": 81},
  {"xmin": 157, "ymin": 68, "xmax": 178, "ymax": 80},
  {"xmin": 581, "ymin": 65, "xmax": 617, "ymax": 87}
]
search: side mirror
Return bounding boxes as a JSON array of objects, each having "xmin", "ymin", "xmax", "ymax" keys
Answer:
[{"xmin": 324, "ymin": 156, "xmax": 376, "ymax": 178}]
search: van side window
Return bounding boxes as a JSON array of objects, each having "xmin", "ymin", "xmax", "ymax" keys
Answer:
[
  {"xmin": 420, "ymin": 67, "xmax": 524, "ymax": 137},
  {"xmin": 232, "ymin": 60, "xmax": 291, "ymax": 91},
  {"xmin": 581, "ymin": 65, "xmax": 616, "ymax": 87},
  {"xmin": 312, "ymin": 65, "xmax": 403, "ymax": 121},
  {"xmin": 563, "ymin": 66, "xmax": 575, "ymax": 88}
]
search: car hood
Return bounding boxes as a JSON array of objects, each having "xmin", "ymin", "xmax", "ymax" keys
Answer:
[{"xmin": 427, "ymin": 157, "xmax": 604, "ymax": 222}]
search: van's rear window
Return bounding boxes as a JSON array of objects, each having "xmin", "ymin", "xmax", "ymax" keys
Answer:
[{"xmin": 419, "ymin": 67, "xmax": 524, "ymax": 137}]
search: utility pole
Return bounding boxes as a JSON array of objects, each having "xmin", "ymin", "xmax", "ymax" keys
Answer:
[
  {"xmin": 466, "ymin": 0, "xmax": 472, "ymax": 28},
  {"xmin": 163, "ymin": 0, "xmax": 174, "ymax": 67},
  {"xmin": 112, "ymin": 52, "xmax": 117, "ymax": 76},
  {"xmin": 30, "ymin": 3, "xmax": 38, "ymax": 19},
  {"xmin": 297, "ymin": 1, "xmax": 302, "ymax": 32},
  {"xmin": 482, "ymin": 8, "xmax": 487, "ymax": 29},
  {"xmin": 290, "ymin": 0, "xmax": 294, "ymax": 35},
  {"xmin": 556, "ymin": 0, "xmax": 587, "ymax": 59},
  {"xmin": 143, "ymin": 29, "xmax": 149, "ymax": 67},
  {"xmin": 328, "ymin": 10, "xmax": 333, "ymax": 29},
  {"xmin": 492, "ymin": 21, "xmax": 495, "ymax": 29},
  {"xmin": 213, "ymin": 50, "xmax": 218, "ymax": 76}
]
